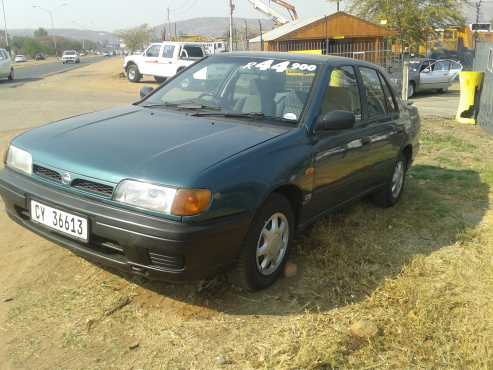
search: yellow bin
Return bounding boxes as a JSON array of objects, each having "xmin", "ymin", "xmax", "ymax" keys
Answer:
[{"xmin": 456, "ymin": 71, "xmax": 484, "ymax": 124}]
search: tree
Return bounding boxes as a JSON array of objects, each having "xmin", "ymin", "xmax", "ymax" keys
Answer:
[
  {"xmin": 348, "ymin": 0, "xmax": 468, "ymax": 50},
  {"xmin": 33, "ymin": 28, "xmax": 49, "ymax": 38},
  {"xmin": 117, "ymin": 24, "xmax": 155, "ymax": 52}
]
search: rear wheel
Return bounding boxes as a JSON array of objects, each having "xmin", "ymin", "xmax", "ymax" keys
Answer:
[
  {"xmin": 8, "ymin": 68, "xmax": 14, "ymax": 81},
  {"xmin": 372, "ymin": 152, "xmax": 407, "ymax": 208},
  {"xmin": 127, "ymin": 64, "xmax": 142, "ymax": 83},
  {"xmin": 408, "ymin": 81, "xmax": 415, "ymax": 98},
  {"xmin": 231, "ymin": 193, "xmax": 294, "ymax": 291}
]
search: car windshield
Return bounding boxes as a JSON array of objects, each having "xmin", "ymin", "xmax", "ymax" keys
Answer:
[
  {"xmin": 142, "ymin": 56, "xmax": 320, "ymax": 124},
  {"xmin": 64, "ymin": 51, "xmax": 76, "ymax": 55}
]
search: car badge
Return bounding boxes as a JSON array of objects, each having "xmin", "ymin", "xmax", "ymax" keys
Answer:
[{"xmin": 61, "ymin": 172, "xmax": 72, "ymax": 185}]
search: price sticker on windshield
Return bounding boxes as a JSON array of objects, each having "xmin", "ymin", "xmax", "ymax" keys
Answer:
[{"xmin": 242, "ymin": 60, "xmax": 317, "ymax": 73}]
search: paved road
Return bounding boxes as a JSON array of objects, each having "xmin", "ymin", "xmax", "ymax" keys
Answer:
[{"xmin": 0, "ymin": 56, "xmax": 106, "ymax": 88}]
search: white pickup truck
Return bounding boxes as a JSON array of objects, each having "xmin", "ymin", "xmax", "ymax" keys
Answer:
[
  {"xmin": 0, "ymin": 49, "xmax": 14, "ymax": 81},
  {"xmin": 123, "ymin": 42, "xmax": 206, "ymax": 83}
]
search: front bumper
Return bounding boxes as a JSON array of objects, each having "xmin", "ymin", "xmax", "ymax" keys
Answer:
[{"xmin": 0, "ymin": 168, "xmax": 250, "ymax": 281}]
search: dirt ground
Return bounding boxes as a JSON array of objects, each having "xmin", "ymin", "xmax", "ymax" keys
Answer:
[{"xmin": 0, "ymin": 59, "xmax": 492, "ymax": 370}]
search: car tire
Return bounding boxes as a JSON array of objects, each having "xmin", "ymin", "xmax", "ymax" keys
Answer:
[
  {"xmin": 438, "ymin": 87, "xmax": 448, "ymax": 94},
  {"xmin": 154, "ymin": 76, "xmax": 167, "ymax": 84},
  {"xmin": 231, "ymin": 193, "xmax": 294, "ymax": 291},
  {"xmin": 127, "ymin": 64, "xmax": 142, "ymax": 83},
  {"xmin": 408, "ymin": 81, "xmax": 415, "ymax": 98},
  {"xmin": 372, "ymin": 152, "xmax": 407, "ymax": 208},
  {"xmin": 8, "ymin": 68, "xmax": 14, "ymax": 81}
]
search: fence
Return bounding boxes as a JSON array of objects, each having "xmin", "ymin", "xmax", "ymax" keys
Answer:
[{"xmin": 473, "ymin": 42, "xmax": 493, "ymax": 135}]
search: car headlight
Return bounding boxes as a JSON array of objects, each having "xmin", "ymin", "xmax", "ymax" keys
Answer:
[
  {"xmin": 6, "ymin": 145, "xmax": 32, "ymax": 175},
  {"xmin": 113, "ymin": 180, "xmax": 211, "ymax": 216}
]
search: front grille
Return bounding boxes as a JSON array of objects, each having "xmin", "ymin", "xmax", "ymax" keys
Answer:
[
  {"xmin": 33, "ymin": 165, "xmax": 62, "ymax": 183},
  {"xmin": 71, "ymin": 179, "xmax": 114, "ymax": 198},
  {"xmin": 148, "ymin": 250, "xmax": 185, "ymax": 270}
]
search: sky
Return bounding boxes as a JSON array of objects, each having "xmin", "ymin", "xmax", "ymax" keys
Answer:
[
  {"xmin": 2, "ymin": 0, "xmax": 340, "ymax": 31},
  {"xmin": 2, "ymin": 0, "xmax": 491, "ymax": 32}
]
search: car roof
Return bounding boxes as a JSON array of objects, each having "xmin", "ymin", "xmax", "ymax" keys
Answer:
[{"xmin": 217, "ymin": 51, "xmax": 386, "ymax": 69}]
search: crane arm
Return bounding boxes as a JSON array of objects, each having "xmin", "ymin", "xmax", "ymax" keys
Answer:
[
  {"xmin": 270, "ymin": 0, "xmax": 298, "ymax": 20},
  {"xmin": 246, "ymin": 0, "xmax": 290, "ymax": 25}
]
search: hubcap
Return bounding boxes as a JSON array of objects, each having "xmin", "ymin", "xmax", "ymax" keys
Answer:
[
  {"xmin": 128, "ymin": 69, "xmax": 136, "ymax": 79},
  {"xmin": 391, "ymin": 161, "xmax": 405, "ymax": 198},
  {"xmin": 256, "ymin": 213, "xmax": 289, "ymax": 276}
]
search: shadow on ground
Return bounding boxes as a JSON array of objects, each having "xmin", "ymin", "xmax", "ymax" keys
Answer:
[{"xmin": 88, "ymin": 165, "xmax": 489, "ymax": 316}]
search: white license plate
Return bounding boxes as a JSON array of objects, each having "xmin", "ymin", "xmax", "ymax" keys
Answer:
[{"xmin": 30, "ymin": 200, "xmax": 88, "ymax": 242}]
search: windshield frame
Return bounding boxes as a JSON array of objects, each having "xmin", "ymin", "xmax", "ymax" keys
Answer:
[{"xmin": 137, "ymin": 55, "xmax": 324, "ymax": 128}]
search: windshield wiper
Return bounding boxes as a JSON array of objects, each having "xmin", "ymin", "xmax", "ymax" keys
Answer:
[
  {"xmin": 191, "ymin": 111, "xmax": 298, "ymax": 123},
  {"xmin": 141, "ymin": 102, "xmax": 221, "ymax": 111}
]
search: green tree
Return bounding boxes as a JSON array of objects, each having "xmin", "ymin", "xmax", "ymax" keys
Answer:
[
  {"xmin": 33, "ymin": 28, "xmax": 49, "ymax": 38},
  {"xmin": 348, "ymin": 0, "xmax": 468, "ymax": 50},
  {"xmin": 117, "ymin": 24, "xmax": 154, "ymax": 52}
]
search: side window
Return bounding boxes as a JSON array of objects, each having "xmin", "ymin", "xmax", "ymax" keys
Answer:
[
  {"xmin": 161, "ymin": 45, "xmax": 175, "ymax": 58},
  {"xmin": 378, "ymin": 72, "xmax": 398, "ymax": 113},
  {"xmin": 359, "ymin": 67, "xmax": 388, "ymax": 117},
  {"xmin": 145, "ymin": 45, "xmax": 161, "ymax": 57},
  {"xmin": 435, "ymin": 61, "xmax": 450, "ymax": 71},
  {"xmin": 321, "ymin": 66, "xmax": 362, "ymax": 120}
]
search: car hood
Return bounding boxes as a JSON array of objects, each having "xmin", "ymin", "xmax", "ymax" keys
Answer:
[{"xmin": 14, "ymin": 106, "xmax": 288, "ymax": 187}]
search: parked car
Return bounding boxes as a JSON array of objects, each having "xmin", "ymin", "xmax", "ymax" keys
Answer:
[
  {"xmin": 124, "ymin": 42, "xmax": 206, "ymax": 83},
  {"xmin": 0, "ymin": 53, "xmax": 420, "ymax": 290},
  {"xmin": 0, "ymin": 48, "xmax": 14, "ymax": 80},
  {"xmin": 102, "ymin": 51, "xmax": 112, "ymax": 57},
  {"xmin": 407, "ymin": 58, "xmax": 462, "ymax": 97},
  {"xmin": 34, "ymin": 52, "xmax": 46, "ymax": 61},
  {"xmin": 61, "ymin": 50, "xmax": 80, "ymax": 64},
  {"xmin": 14, "ymin": 55, "xmax": 27, "ymax": 63}
]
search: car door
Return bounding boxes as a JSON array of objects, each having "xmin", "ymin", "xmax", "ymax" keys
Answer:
[
  {"xmin": 419, "ymin": 59, "xmax": 445, "ymax": 90},
  {"xmin": 0, "ymin": 50, "xmax": 8, "ymax": 77},
  {"xmin": 307, "ymin": 66, "xmax": 376, "ymax": 216},
  {"xmin": 431, "ymin": 60, "xmax": 452, "ymax": 89},
  {"xmin": 140, "ymin": 44, "xmax": 162, "ymax": 76},
  {"xmin": 155, "ymin": 44, "xmax": 176, "ymax": 77},
  {"xmin": 358, "ymin": 67, "xmax": 403, "ymax": 185}
]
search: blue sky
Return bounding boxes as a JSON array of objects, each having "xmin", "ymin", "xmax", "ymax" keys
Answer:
[{"xmin": 3, "ymin": 0, "xmax": 343, "ymax": 31}]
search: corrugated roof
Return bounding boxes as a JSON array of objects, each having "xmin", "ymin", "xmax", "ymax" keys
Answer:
[{"xmin": 250, "ymin": 14, "xmax": 325, "ymax": 43}]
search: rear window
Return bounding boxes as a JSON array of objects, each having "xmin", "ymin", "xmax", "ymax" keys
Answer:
[{"xmin": 182, "ymin": 46, "xmax": 204, "ymax": 59}]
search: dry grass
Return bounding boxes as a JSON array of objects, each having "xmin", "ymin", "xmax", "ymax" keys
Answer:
[{"xmin": 1, "ymin": 112, "xmax": 493, "ymax": 367}]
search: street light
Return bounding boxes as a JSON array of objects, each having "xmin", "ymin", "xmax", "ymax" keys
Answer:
[
  {"xmin": 32, "ymin": 2, "xmax": 68, "ymax": 57},
  {"xmin": 1, "ymin": 0, "xmax": 8, "ymax": 50}
]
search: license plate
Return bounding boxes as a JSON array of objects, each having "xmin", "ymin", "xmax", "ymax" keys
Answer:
[{"xmin": 30, "ymin": 200, "xmax": 88, "ymax": 242}]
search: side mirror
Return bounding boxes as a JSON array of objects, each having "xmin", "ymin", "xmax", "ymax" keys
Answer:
[
  {"xmin": 140, "ymin": 86, "xmax": 154, "ymax": 99},
  {"xmin": 316, "ymin": 111, "xmax": 356, "ymax": 132}
]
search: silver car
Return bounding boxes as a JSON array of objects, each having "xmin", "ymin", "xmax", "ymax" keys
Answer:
[
  {"xmin": 408, "ymin": 59, "xmax": 462, "ymax": 97},
  {"xmin": 0, "ymin": 49, "xmax": 14, "ymax": 81}
]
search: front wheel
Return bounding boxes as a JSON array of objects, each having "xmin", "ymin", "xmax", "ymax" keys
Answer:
[
  {"xmin": 231, "ymin": 193, "xmax": 294, "ymax": 291},
  {"xmin": 8, "ymin": 69, "xmax": 14, "ymax": 81},
  {"xmin": 127, "ymin": 64, "xmax": 142, "ymax": 83},
  {"xmin": 372, "ymin": 153, "xmax": 407, "ymax": 208}
]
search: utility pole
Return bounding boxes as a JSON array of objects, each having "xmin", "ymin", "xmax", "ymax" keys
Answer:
[
  {"xmin": 1, "ymin": 0, "xmax": 8, "ymax": 50},
  {"xmin": 229, "ymin": 0, "xmax": 234, "ymax": 51},
  {"xmin": 245, "ymin": 19, "xmax": 248, "ymax": 50},
  {"xmin": 474, "ymin": 0, "xmax": 482, "ymax": 50},
  {"xmin": 167, "ymin": 7, "xmax": 171, "ymax": 41},
  {"xmin": 259, "ymin": 20, "xmax": 263, "ymax": 51}
]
